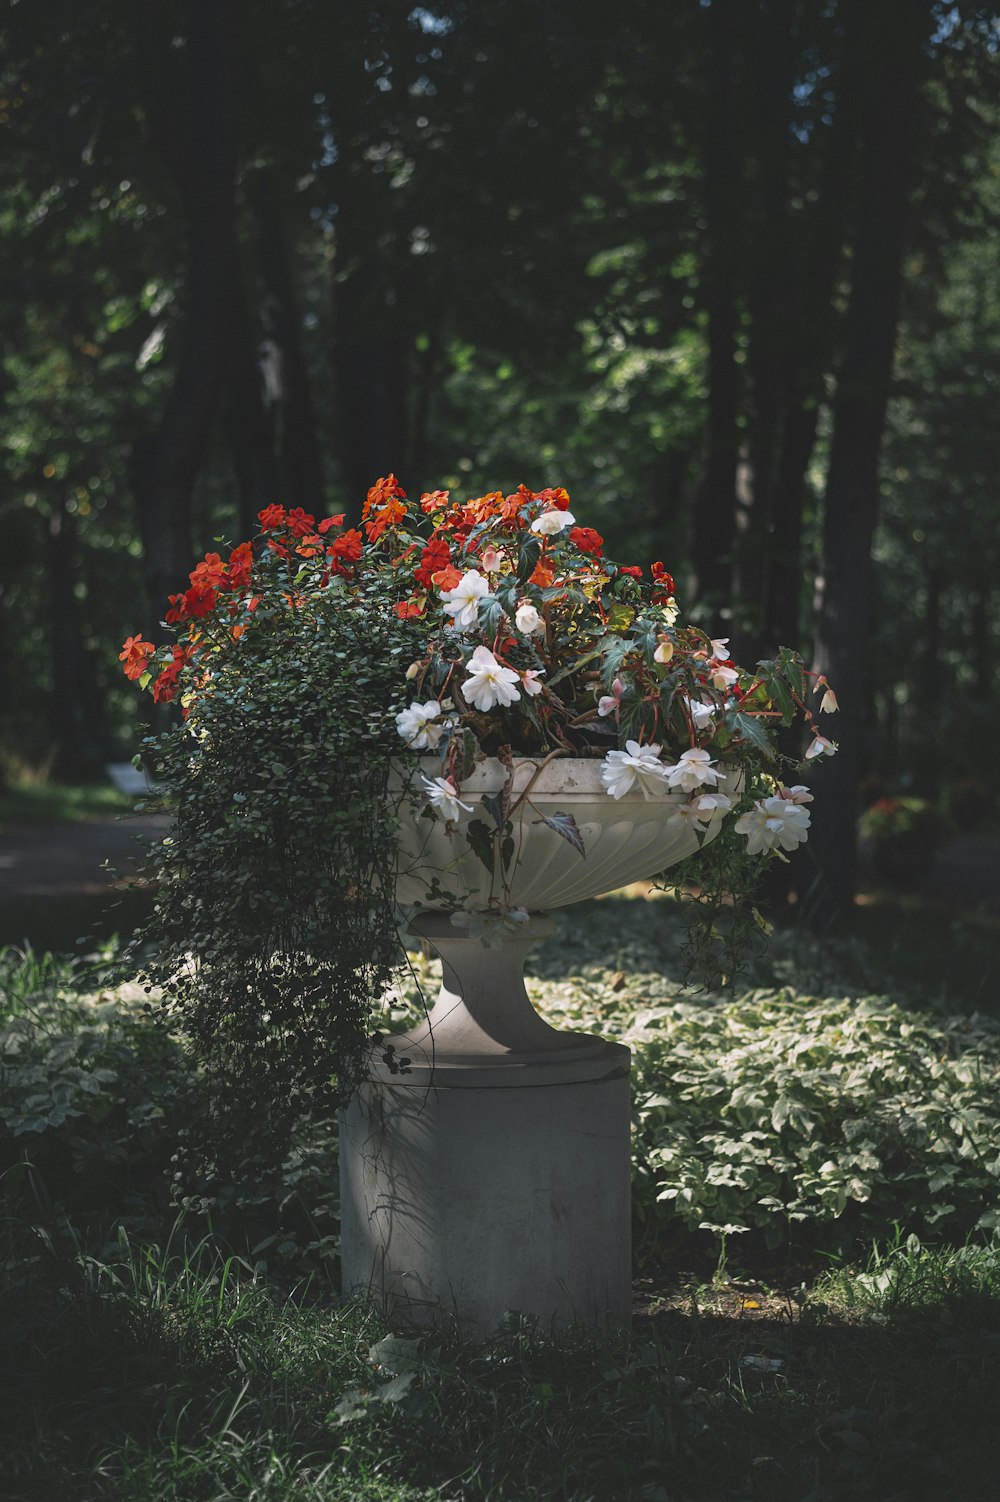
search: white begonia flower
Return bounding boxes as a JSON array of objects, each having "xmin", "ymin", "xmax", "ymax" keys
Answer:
[
  {"xmin": 462, "ymin": 644, "xmax": 522, "ymax": 712},
  {"xmin": 480, "ymin": 545, "xmax": 502, "ymax": 575},
  {"xmin": 450, "ymin": 904, "xmax": 531, "ymax": 949},
  {"xmin": 664, "ymin": 747, "xmax": 722, "ymax": 794},
  {"xmin": 441, "ymin": 568, "xmax": 490, "ymax": 630},
  {"xmin": 600, "ymin": 740, "xmax": 671, "ymax": 800},
  {"xmin": 664, "ymin": 796, "xmax": 705, "ymax": 833},
  {"xmin": 598, "ymin": 677, "xmax": 625, "ymax": 718},
  {"xmin": 395, "ymin": 699, "xmax": 445, "ymax": 750},
  {"xmin": 421, "ymin": 774, "xmax": 473, "ymax": 823},
  {"xmin": 694, "ymin": 791, "xmax": 733, "ymax": 821},
  {"xmin": 805, "ymin": 734, "xmax": 838, "ymax": 759},
  {"xmin": 660, "ymin": 597, "xmax": 680, "ymax": 627},
  {"xmin": 709, "ymin": 662, "xmax": 739, "ymax": 691},
  {"xmin": 520, "ymin": 668, "xmax": 545, "ymax": 697},
  {"xmin": 530, "ymin": 508, "xmax": 576, "ymax": 536},
  {"xmin": 653, "ymin": 637, "xmax": 674, "ymax": 665},
  {"xmin": 735, "ymin": 795, "xmax": 811, "ymax": 855},
  {"xmin": 710, "ymin": 637, "xmax": 731, "ymax": 660},
  {"xmin": 683, "ymin": 697, "xmax": 717, "ymax": 731},
  {"xmin": 820, "ymin": 686, "xmax": 839, "ymax": 714},
  {"xmin": 405, "ymin": 660, "xmax": 422, "ymax": 681},
  {"xmin": 779, "ymin": 784, "xmax": 814, "ymax": 804},
  {"xmin": 515, "ymin": 601, "xmax": 545, "ymax": 635}
]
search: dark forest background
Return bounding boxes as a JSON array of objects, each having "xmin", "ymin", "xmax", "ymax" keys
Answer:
[{"xmin": 1, "ymin": 0, "xmax": 998, "ymax": 922}]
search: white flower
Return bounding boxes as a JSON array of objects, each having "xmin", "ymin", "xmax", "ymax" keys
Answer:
[
  {"xmin": 820, "ymin": 687, "xmax": 839, "ymax": 714},
  {"xmin": 450, "ymin": 904, "xmax": 531, "ymax": 949},
  {"xmin": 480, "ymin": 545, "xmax": 502, "ymax": 575},
  {"xmin": 659, "ymin": 597, "xmax": 679, "ymax": 627},
  {"xmin": 694, "ymin": 791, "xmax": 733, "ymax": 822},
  {"xmin": 520, "ymin": 668, "xmax": 544, "ymax": 697},
  {"xmin": 735, "ymin": 796, "xmax": 811, "ymax": 855},
  {"xmin": 709, "ymin": 662, "xmax": 739, "ymax": 691},
  {"xmin": 530, "ymin": 508, "xmax": 576, "ymax": 536},
  {"xmin": 663, "ymin": 795, "xmax": 705, "ymax": 833},
  {"xmin": 405, "ymin": 660, "xmax": 422, "ymax": 681},
  {"xmin": 805, "ymin": 734, "xmax": 837, "ymax": 759},
  {"xmin": 653, "ymin": 637, "xmax": 674, "ymax": 665},
  {"xmin": 441, "ymin": 568, "xmax": 490, "ymax": 630},
  {"xmin": 600, "ymin": 740, "xmax": 671, "ymax": 800},
  {"xmin": 664, "ymin": 748, "xmax": 722, "ymax": 794},
  {"xmin": 462, "ymin": 645, "xmax": 522, "ymax": 712},
  {"xmin": 779, "ymin": 784, "xmax": 813, "ymax": 804},
  {"xmin": 421, "ymin": 774, "xmax": 473, "ymax": 822},
  {"xmin": 395, "ymin": 700, "xmax": 445, "ymax": 750},
  {"xmin": 598, "ymin": 677, "xmax": 625, "ymax": 718},
  {"xmin": 515, "ymin": 601, "xmax": 544, "ymax": 635},
  {"xmin": 682, "ymin": 697, "xmax": 716, "ymax": 731},
  {"xmin": 710, "ymin": 637, "xmax": 731, "ymax": 660}
]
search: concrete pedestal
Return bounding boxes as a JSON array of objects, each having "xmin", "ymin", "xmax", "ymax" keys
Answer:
[{"xmin": 339, "ymin": 913, "xmax": 632, "ymax": 1333}]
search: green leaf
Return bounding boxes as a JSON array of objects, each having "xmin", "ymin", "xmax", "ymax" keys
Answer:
[
  {"xmin": 480, "ymin": 791, "xmax": 506, "ymax": 832},
  {"xmin": 534, "ymin": 810, "xmax": 586, "ymax": 858},
  {"xmin": 516, "ymin": 535, "xmax": 542, "ymax": 584},
  {"xmin": 477, "ymin": 594, "xmax": 505, "ymax": 636},
  {"xmin": 726, "ymin": 711, "xmax": 776, "ymax": 760},
  {"xmin": 465, "ymin": 818, "xmax": 496, "ymax": 875}
]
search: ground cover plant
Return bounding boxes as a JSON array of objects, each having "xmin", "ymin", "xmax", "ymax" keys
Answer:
[{"xmin": 3, "ymin": 905, "xmax": 1000, "ymax": 1500}]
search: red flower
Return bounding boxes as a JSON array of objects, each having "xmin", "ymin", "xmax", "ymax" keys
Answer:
[
  {"xmin": 317, "ymin": 513, "xmax": 346, "ymax": 534},
  {"xmin": 258, "ymin": 504, "xmax": 286, "ymax": 530},
  {"xmin": 285, "ymin": 507, "xmax": 316, "ymax": 539},
  {"xmin": 151, "ymin": 645, "xmax": 192, "ymax": 704},
  {"xmin": 569, "ymin": 526, "xmax": 603, "ymax": 557},
  {"xmin": 651, "ymin": 562, "xmax": 675, "ymax": 595},
  {"xmin": 415, "ymin": 537, "xmax": 451, "ymax": 588},
  {"xmin": 420, "ymin": 489, "xmax": 450, "ymax": 514},
  {"xmin": 227, "ymin": 542, "xmax": 253, "ymax": 590},
  {"xmin": 119, "ymin": 635, "xmax": 155, "ymax": 681},
  {"xmin": 327, "ymin": 528, "xmax": 364, "ymax": 570},
  {"xmin": 618, "ymin": 565, "xmax": 643, "ymax": 580},
  {"xmin": 394, "ymin": 597, "xmax": 425, "ymax": 619},
  {"xmin": 182, "ymin": 583, "xmax": 218, "ymax": 619}
]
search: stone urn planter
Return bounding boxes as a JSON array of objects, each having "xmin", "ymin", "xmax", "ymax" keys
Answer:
[{"xmin": 340, "ymin": 755, "xmax": 736, "ymax": 1334}]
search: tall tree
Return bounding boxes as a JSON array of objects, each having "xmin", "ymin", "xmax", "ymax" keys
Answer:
[{"xmin": 806, "ymin": 0, "xmax": 931, "ymax": 922}]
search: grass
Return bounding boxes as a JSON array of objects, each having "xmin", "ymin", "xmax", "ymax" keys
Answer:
[
  {"xmin": 0, "ymin": 778, "xmax": 133, "ymax": 825},
  {"xmin": 3, "ymin": 917, "xmax": 1000, "ymax": 1500},
  {"xmin": 3, "ymin": 1231, "xmax": 998, "ymax": 1501}
]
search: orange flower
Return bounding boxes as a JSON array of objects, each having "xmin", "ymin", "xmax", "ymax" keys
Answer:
[
  {"xmin": 420, "ymin": 489, "xmax": 450, "ymax": 514},
  {"xmin": 529, "ymin": 558, "xmax": 555, "ymax": 588},
  {"xmin": 119, "ymin": 635, "xmax": 155, "ymax": 681},
  {"xmin": 536, "ymin": 486, "xmax": 571, "ymax": 511},
  {"xmin": 415, "ymin": 537, "xmax": 451, "ymax": 588},
  {"xmin": 317, "ymin": 513, "xmax": 346, "ymax": 534},
  {"xmin": 364, "ymin": 498, "xmax": 408, "ymax": 542},
  {"xmin": 431, "ymin": 563, "xmax": 463, "ymax": 592},
  {"xmin": 189, "ymin": 552, "xmax": 227, "ymax": 590},
  {"xmin": 258, "ymin": 503, "xmax": 286, "ymax": 530},
  {"xmin": 363, "ymin": 474, "xmax": 406, "ymax": 518}
]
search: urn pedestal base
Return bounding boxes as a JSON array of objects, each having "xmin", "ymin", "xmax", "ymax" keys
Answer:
[{"xmin": 339, "ymin": 913, "xmax": 632, "ymax": 1333}]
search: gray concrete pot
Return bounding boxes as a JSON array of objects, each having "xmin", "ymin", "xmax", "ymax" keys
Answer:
[{"xmin": 340, "ymin": 755, "xmax": 735, "ymax": 1334}]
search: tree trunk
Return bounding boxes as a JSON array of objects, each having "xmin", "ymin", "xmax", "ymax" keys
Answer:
[
  {"xmin": 806, "ymin": 0, "xmax": 929, "ymax": 924},
  {"xmin": 248, "ymin": 168, "xmax": 326, "ymax": 512},
  {"xmin": 333, "ymin": 252, "xmax": 409, "ymax": 521},
  {"xmin": 690, "ymin": 0, "xmax": 741, "ymax": 616},
  {"xmin": 130, "ymin": 0, "xmax": 238, "ymax": 619}
]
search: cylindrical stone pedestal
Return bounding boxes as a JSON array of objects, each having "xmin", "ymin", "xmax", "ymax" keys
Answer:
[{"xmin": 339, "ymin": 912, "xmax": 632, "ymax": 1333}]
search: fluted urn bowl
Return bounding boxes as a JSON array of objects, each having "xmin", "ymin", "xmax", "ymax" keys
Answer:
[{"xmin": 395, "ymin": 754, "xmax": 738, "ymax": 911}]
